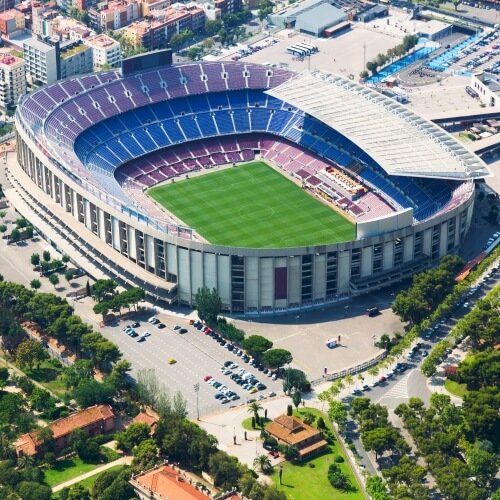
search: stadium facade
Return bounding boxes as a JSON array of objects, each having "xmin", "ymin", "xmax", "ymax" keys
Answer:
[{"xmin": 13, "ymin": 62, "xmax": 488, "ymax": 314}]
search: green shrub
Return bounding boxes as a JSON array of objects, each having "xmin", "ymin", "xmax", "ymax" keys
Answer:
[{"xmin": 334, "ymin": 455, "xmax": 344, "ymax": 463}]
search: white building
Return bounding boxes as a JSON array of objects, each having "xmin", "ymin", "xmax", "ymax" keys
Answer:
[
  {"xmin": 84, "ymin": 34, "xmax": 121, "ymax": 71},
  {"xmin": 23, "ymin": 36, "xmax": 58, "ymax": 85},
  {"xmin": 0, "ymin": 53, "xmax": 26, "ymax": 110}
]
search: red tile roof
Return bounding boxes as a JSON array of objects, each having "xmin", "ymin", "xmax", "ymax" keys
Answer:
[
  {"xmin": 50, "ymin": 404, "xmax": 114, "ymax": 440},
  {"xmin": 133, "ymin": 466, "xmax": 210, "ymax": 500},
  {"xmin": 15, "ymin": 405, "xmax": 114, "ymax": 456}
]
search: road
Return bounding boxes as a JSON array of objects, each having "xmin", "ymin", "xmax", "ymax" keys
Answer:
[{"xmin": 338, "ymin": 261, "xmax": 499, "ymax": 477}]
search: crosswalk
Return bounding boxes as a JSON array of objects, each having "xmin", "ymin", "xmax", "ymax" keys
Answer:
[{"xmin": 376, "ymin": 373, "xmax": 410, "ymax": 403}]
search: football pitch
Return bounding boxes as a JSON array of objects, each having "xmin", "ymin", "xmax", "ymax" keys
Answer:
[{"xmin": 148, "ymin": 162, "xmax": 356, "ymax": 248}]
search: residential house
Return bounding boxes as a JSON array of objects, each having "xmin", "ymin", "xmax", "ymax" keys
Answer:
[
  {"xmin": 266, "ymin": 414, "xmax": 328, "ymax": 460},
  {"xmin": 15, "ymin": 404, "xmax": 115, "ymax": 457}
]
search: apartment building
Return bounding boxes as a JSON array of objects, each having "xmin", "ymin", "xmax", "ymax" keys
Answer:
[
  {"xmin": 0, "ymin": 54, "xmax": 26, "ymax": 110},
  {"xmin": 85, "ymin": 33, "xmax": 122, "ymax": 70}
]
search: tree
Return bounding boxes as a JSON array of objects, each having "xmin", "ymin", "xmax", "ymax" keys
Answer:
[
  {"xmin": 64, "ymin": 269, "xmax": 75, "ymax": 283},
  {"xmin": 30, "ymin": 253, "xmax": 40, "ymax": 266},
  {"xmin": 366, "ymin": 60, "xmax": 378, "ymax": 75},
  {"xmin": 283, "ymin": 368, "xmax": 309, "ymax": 393},
  {"xmin": 48, "ymin": 274, "xmax": 59, "ymax": 289},
  {"xmin": 68, "ymin": 483, "xmax": 90, "ymax": 500},
  {"xmin": 62, "ymin": 254, "xmax": 70, "ymax": 264},
  {"xmin": 116, "ymin": 423, "xmax": 150, "ymax": 452},
  {"xmin": 362, "ymin": 426, "xmax": 395, "ymax": 461},
  {"xmin": 208, "ymin": 450, "xmax": 244, "ymax": 491},
  {"xmin": 63, "ymin": 359, "xmax": 94, "ymax": 390},
  {"xmin": 205, "ymin": 19, "xmax": 222, "ymax": 36},
  {"xmin": 194, "ymin": 287, "xmax": 221, "ymax": 325},
  {"xmin": 80, "ymin": 332, "xmax": 121, "ymax": 370},
  {"xmin": 73, "ymin": 379, "xmax": 115, "ymax": 407},
  {"xmin": 36, "ymin": 427, "xmax": 55, "ymax": 456},
  {"xmin": 106, "ymin": 359, "xmax": 132, "ymax": 392},
  {"xmin": 243, "ymin": 335, "xmax": 273, "ymax": 361},
  {"xmin": 292, "ymin": 389, "xmax": 301, "ymax": 409},
  {"xmin": 366, "ymin": 476, "xmax": 391, "ymax": 500},
  {"xmin": 132, "ymin": 439, "xmax": 158, "ymax": 470},
  {"xmin": 15, "ymin": 339, "xmax": 47, "ymax": 370},
  {"xmin": 0, "ymin": 368, "xmax": 8, "ymax": 392},
  {"xmin": 0, "ymin": 224, "xmax": 6, "ymax": 233},
  {"xmin": 28, "ymin": 387, "xmax": 56, "ymax": 414},
  {"xmin": 458, "ymin": 349, "xmax": 499, "ymax": 390},
  {"xmin": 248, "ymin": 401, "xmax": 263, "ymax": 423},
  {"xmin": 15, "ymin": 218, "xmax": 27, "ymax": 229},
  {"xmin": 172, "ymin": 391, "xmax": 188, "ymax": 419},
  {"xmin": 29, "ymin": 279, "xmax": 41, "ymax": 291},
  {"xmin": 42, "ymin": 250, "xmax": 51, "ymax": 262},
  {"xmin": 328, "ymin": 401, "xmax": 348, "ymax": 433},
  {"xmin": 254, "ymin": 454, "xmax": 273, "ymax": 473},
  {"xmin": 17, "ymin": 481, "xmax": 52, "ymax": 500},
  {"xmin": 91, "ymin": 279, "xmax": 117, "ymax": 303},
  {"xmin": 263, "ymin": 348, "xmax": 292, "ymax": 369},
  {"xmin": 466, "ymin": 445, "xmax": 498, "ymax": 489},
  {"xmin": 328, "ymin": 463, "xmax": 351, "ymax": 491},
  {"xmin": 9, "ymin": 228, "xmax": 20, "ymax": 242}
]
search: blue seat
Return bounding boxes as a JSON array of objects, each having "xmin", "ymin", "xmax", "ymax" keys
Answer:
[
  {"xmin": 214, "ymin": 112, "xmax": 235, "ymax": 134},
  {"xmin": 178, "ymin": 116, "xmax": 201, "ymax": 140},
  {"xmin": 233, "ymin": 109, "xmax": 251, "ymax": 132},
  {"xmin": 197, "ymin": 113, "xmax": 218, "ymax": 136}
]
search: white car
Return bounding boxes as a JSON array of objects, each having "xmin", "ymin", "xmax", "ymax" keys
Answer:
[
  {"xmin": 147, "ymin": 316, "xmax": 158, "ymax": 323},
  {"xmin": 142, "ymin": 331, "xmax": 151, "ymax": 338}
]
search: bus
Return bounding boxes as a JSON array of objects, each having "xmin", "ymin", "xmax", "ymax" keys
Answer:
[
  {"xmin": 294, "ymin": 43, "xmax": 314, "ymax": 55},
  {"xmin": 297, "ymin": 42, "xmax": 318, "ymax": 53},
  {"xmin": 287, "ymin": 45, "xmax": 307, "ymax": 57}
]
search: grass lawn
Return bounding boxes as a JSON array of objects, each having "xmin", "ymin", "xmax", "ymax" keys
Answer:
[
  {"xmin": 241, "ymin": 416, "xmax": 271, "ymax": 431},
  {"xmin": 148, "ymin": 162, "xmax": 355, "ymax": 248},
  {"xmin": 68, "ymin": 464, "xmax": 126, "ymax": 494},
  {"xmin": 44, "ymin": 447, "xmax": 120, "ymax": 487},
  {"xmin": 269, "ymin": 408, "xmax": 363, "ymax": 500},
  {"xmin": 444, "ymin": 379, "xmax": 468, "ymax": 398},
  {"xmin": 25, "ymin": 359, "xmax": 66, "ymax": 397}
]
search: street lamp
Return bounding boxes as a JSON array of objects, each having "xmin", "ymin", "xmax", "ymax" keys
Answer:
[{"xmin": 193, "ymin": 383, "xmax": 200, "ymax": 421}]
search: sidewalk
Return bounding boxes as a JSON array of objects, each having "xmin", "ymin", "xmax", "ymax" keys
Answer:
[{"xmin": 52, "ymin": 455, "xmax": 132, "ymax": 493}]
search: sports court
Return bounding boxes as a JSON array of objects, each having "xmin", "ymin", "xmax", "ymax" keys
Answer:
[{"xmin": 148, "ymin": 161, "xmax": 355, "ymax": 248}]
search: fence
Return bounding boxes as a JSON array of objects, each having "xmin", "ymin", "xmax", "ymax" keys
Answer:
[{"xmin": 311, "ymin": 350, "xmax": 387, "ymax": 386}]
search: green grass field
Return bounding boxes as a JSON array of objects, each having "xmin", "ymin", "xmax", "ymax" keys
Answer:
[
  {"xmin": 148, "ymin": 162, "xmax": 355, "ymax": 248},
  {"xmin": 270, "ymin": 408, "xmax": 363, "ymax": 500}
]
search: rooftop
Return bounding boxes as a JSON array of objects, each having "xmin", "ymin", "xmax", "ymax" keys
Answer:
[
  {"xmin": 0, "ymin": 53, "xmax": 24, "ymax": 67},
  {"xmin": 132, "ymin": 465, "xmax": 210, "ymax": 500},
  {"xmin": 266, "ymin": 415, "xmax": 324, "ymax": 447},
  {"xmin": 295, "ymin": 3, "xmax": 346, "ymax": 31},
  {"xmin": 86, "ymin": 33, "xmax": 120, "ymax": 48},
  {"xmin": 60, "ymin": 42, "xmax": 89, "ymax": 59},
  {"xmin": 267, "ymin": 71, "xmax": 490, "ymax": 180},
  {"xmin": 15, "ymin": 405, "xmax": 114, "ymax": 456}
]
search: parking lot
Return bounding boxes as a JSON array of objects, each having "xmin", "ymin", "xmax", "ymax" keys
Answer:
[
  {"xmin": 228, "ymin": 27, "xmax": 400, "ymax": 78},
  {"xmin": 103, "ymin": 314, "xmax": 285, "ymax": 417}
]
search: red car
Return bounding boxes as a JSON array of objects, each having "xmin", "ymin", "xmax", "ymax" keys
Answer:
[{"xmin": 203, "ymin": 375, "xmax": 213, "ymax": 382}]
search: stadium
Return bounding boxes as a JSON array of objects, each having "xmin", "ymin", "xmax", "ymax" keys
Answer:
[{"xmin": 12, "ymin": 59, "xmax": 489, "ymax": 314}]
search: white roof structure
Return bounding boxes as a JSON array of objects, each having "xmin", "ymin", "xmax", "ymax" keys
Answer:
[{"xmin": 267, "ymin": 71, "xmax": 490, "ymax": 180}]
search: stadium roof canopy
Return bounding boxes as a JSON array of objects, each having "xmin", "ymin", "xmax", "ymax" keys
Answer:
[{"xmin": 267, "ymin": 71, "xmax": 490, "ymax": 180}]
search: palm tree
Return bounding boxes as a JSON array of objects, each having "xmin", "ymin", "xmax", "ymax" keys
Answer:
[
  {"xmin": 17, "ymin": 453, "xmax": 34, "ymax": 469},
  {"xmin": 357, "ymin": 373, "xmax": 364, "ymax": 390},
  {"xmin": 253, "ymin": 454, "xmax": 273, "ymax": 474},
  {"xmin": 344, "ymin": 374, "xmax": 354, "ymax": 390},
  {"xmin": 248, "ymin": 401, "xmax": 263, "ymax": 424}
]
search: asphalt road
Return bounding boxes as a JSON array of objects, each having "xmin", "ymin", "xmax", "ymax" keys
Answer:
[{"xmin": 343, "ymin": 263, "xmax": 499, "ymax": 476}]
